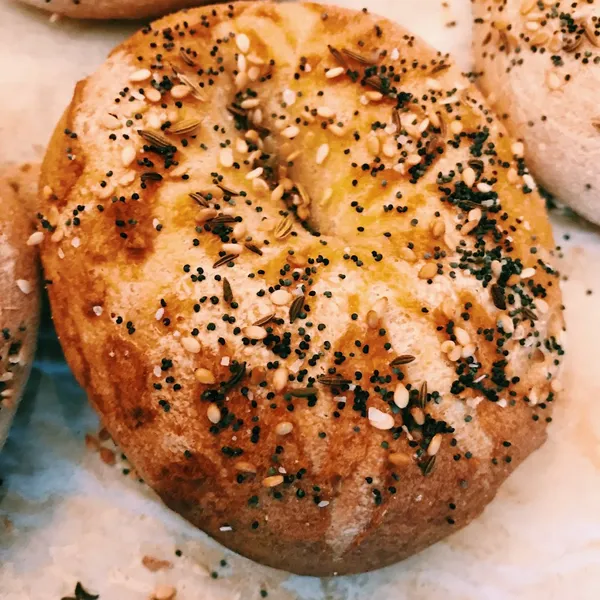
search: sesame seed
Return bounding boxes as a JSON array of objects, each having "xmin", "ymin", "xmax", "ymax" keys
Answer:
[
  {"xmin": 389, "ymin": 452, "xmax": 411, "ymax": 466},
  {"xmin": 129, "ymin": 68, "xmax": 151, "ymax": 82},
  {"xmin": 419, "ymin": 263, "xmax": 438, "ymax": 280},
  {"xmin": 520, "ymin": 267, "xmax": 536, "ymax": 279},
  {"xmin": 316, "ymin": 143, "xmax": 330, "ymax": 165},
  {"xmin": 462, "ymin": 343, "xmax": 477, "ymax": 358},
  {"xmin": 368, "ymin": 406, "xmax": 395, "ymax": 430},
  {"xmin": 440, "ymin": 340, "xmax": 456, "ymax": 354},
  {"xmin": 222, "ymin": 243, "xmax": 243, "ymax": 255},
  {"xmin": 365, "ymin": 91, "xmax": 383, "ymax": 102},
  {"xmin": 271, "ymin": 289, "xmax": 292, "ymax": 306},
  {"xmin": 196, "ymin": 208, "xmax": 218, "ymax": 224},
  {"xmin": 400, "ymin": 247, "xmax": 417, "ymax": 262},
  {"xmin": 454, "ymin": 327, "xmax": 471, "ymax": 346},
  {"xmin": 273, "ymin": 366, "xmax": 288, "ymax": 392},
  {"xmin": 462, "ymin": 167, "xmax": 476, "ymax": 188},
  {"xmin": 181, "ymin": 337, "xmax": 201, "ymax": 354},
  {"xmin": 382, "ymin": 139, "xmax": 397, "ymax": 157},
  {"xmin": 275, "ymin": 421, "xmax": 293, "ymax": 436},
  {"xmin": 243, "ymin": 325, "xmax": 268, "ymax": 340},
  {"xmin": 262, "ymin": 475, "xmax": 284, "ymax": 488},
  {"xmin": 246, "ymin": 167, "xmax": 264, "ymax": 180},
  {"xmin": 367, "ymin": 135, "xmax": 380, "ymax": 156},
  {"xmin": 271, "ymin": 184, "xmax": 284, "ymax": 202},
  {"xmin": 248, "ymin": 66, "xmax": 261, "ymax": 82},
  {"xmin": 145, "ymin": 87, "xmax": 161, "ymax": 103},
  {"xmin": 428, "ymin": 433, "xmax": 442, "ymax": 456},
  {"xmin": 26, "ymin": 232, "xmax": 44, "ymax": 246},
  {"xmin": 235, "ymin": 461, "xmax": 257, "ymax": 473},
  {"xmin": 219, "ymin": 148, "xmax": 234, "ymax": 168},
  {"xmin": 410, "ymin": 407, "xmax": 425, "ymax": 426},
  {"xmin": 546, "ymin": 71, "xmax": 562, "ymax": 90},
  {"xmin": 393, "ymin": 383, "xmax": 409, "ymax": 409},
  {"xmin": 16, "ymin": 280, "xmax": 32, "ymax": 295},
  {"xmin": 195, "ymin": 368, "xmax": 215, "ymax": 384},
  {"xmin": 236, "ymin": 33, "xmax": 250, "ymax": 54},
  {"xmin": 498, "ymin": 314, "xmax": 514, "ymax": 333},
  {"xmin": 448, "ymin": 346, "xmax": 462, "ymax": 362},
  {"xmin": 283, "ymin": 89, "xmax": 296, "ymax": 106},
  {"xmin": 325, "ymin": 66, "xmax": 345, "ymax": 79},
  {"xmin": 240, "ymin": 98, "xmax": 260, "ymax": 109},
  {"xmin": 171, "ymin": 84, "xmax": 190, "ymax": 99},
  {"xmin": 511, "ymin": 141, "xmax": 525, "ymax": 157},
  {"xmin": 328, "ymin": 124, "xmax": 346, "ymax": 136},
  {"xmin": 282, "ymin": 125, "xmax": 300, "ymax": 139},
  {"xmin": 42, "ymin": 185, "xmax": 54, "ymax": 200},
  {"xmin": 207, "ymin": 404, "xmax": 221, "ymax": 424},
  {"xmin": 121, "ymin": 145, "xmax": 136, "ymax": 167},
  {"xmin": 450, "ymin": 120, "xmax": 463, "ymax": 134},
  {"xmin": 317, "ymin": 106, "xmax": 335, "ymax": 118}
]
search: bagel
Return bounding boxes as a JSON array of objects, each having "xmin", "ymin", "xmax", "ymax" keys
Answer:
[
  {"xmin": 0, "ymin": 164, "xmax": 41, "ymax": 451},
  {"xmin": 19, "ymin": 0, "xmax": 239, "ymax": 20},
  {"xmin": 472, "ymin": 0, "xmax": 600, "ymax": 224},
  {"xmin": 39, "ymin": 1, "xmax": 565, "ymax": 575}
]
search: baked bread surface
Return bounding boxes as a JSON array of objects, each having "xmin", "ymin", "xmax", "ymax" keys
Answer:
[
  {"xmin": 39, "ymin": 1, "xmax": 565, "ymax": 575},
  {"xmin": 473, "ymin": 0, "xmax": 600, "ymax": 223},
  {"xmin": 19, "ymin": 0, "xmax": 233, "ymax": 20},
  {"xmin": 0, "ymin": 164, "xmax": 40, "ymax": 451}
]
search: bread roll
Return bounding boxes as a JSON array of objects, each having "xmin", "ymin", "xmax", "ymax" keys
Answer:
[
  {"xmin": 0, "ymin": 164, "xmax": 41, "ymax": 451},
  {"xmin": 473, "ymin": 0, "xmax": 600, "ymax": 223},
  {"xmin": 19, "ymin": 0, "xmax": 236, "ymax": 20},
  {"xmin": 39, "ymin": 1, "xmax": 565, "ymax": 575}
]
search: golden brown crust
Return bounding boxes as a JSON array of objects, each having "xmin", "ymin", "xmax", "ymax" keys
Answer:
[
  {"xmin": 39, "ymin": 2, "xmax": 565, "ymax": 575},
  {"xmin": 0, "ymin": 164, "xmax": 41, "ymax": 450},
  {"xmin": 18, "ymin": 0, "xmax": 225, "ymax": 20}
]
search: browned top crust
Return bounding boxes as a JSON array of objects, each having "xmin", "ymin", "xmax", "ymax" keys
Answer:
[
  {"xmin": 0, "ymin": 164, "xmax": 41, "ymax": 450},
  {"xmin": 18, "ymin": 0, "xmax": 234, "ymax": 20},
  {"xmin": 39, "ymin": 2, "xmax": 565, "ymax": 575}
]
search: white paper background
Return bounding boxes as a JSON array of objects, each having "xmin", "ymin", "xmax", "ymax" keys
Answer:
[{"xmin": 1, "ymin": 1, "xmax": 599, "ymax": 598}]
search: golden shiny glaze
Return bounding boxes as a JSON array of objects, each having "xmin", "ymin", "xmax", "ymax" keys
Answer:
[
  {"xmin": 18, "ymin": 0, "xmax": 224, "ymax": 20},
  {"xmin": 39, "ymin": 2, "xmax": 565, "ymax": 575}
]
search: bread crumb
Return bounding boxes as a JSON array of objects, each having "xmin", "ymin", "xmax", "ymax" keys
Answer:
[
  {"xmin": 99, "ymin": 447, "xmax": 116, "ymax": 466},
  {"xmin": 84, "ymin": 434, "xmax": 100, "ymax": 452},
  {"xmin": 142, "ymin": 555, "xmax": 173, "ymax": 572}
]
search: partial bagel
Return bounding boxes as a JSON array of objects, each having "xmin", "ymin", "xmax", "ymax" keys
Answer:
[
  {"xmin": 473, "ymin": 0, "xmax": 600, "ymax": 224},
  {"xmin": 19, "ymin": 0, "xmax": 224, "ymax": 20},
  {"xmin": 39, "ymin": 1, "xmax": 565, "ymax": 575},
  {"xmin": 0, "ymin": 164, "xmax": 41, "ymax": 451}
]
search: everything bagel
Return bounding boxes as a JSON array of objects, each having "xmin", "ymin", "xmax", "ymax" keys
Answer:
[{"xmin": 38, "ymin": 1, "xmax": 565, "ymax": 575}]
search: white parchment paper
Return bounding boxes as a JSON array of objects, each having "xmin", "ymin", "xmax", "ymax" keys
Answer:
[{"xmin": 1, "ymin": 1, "xmax": 599, "ymax": 598}]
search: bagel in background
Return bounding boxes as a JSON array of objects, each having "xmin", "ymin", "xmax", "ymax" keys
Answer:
[
  {"xmin": 38, "ymin": 1, "xmax": 565, "ymax": 575},
  {"xmin": 473, "ymin": 0, "xmax": 600, "ymax": 224},
  {"xmin": 18, "ymin": 0, "xmax": 225, "ymax": 20},
  {"xmin": 0, "ymin": 164, "xmax": 41, "ymax": 451}
]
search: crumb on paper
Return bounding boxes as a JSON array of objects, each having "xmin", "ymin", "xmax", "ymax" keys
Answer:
[
  {"xmin": 142, "ymin": 556, "xmax": 173, "ymax": 572},
  {"xmin": 151, "ymin": 585, "xmax": 176, "ymax": 600},
  {"xmin": 99, "ymin": 447, "xmax": 116, "ymax": 466}
]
